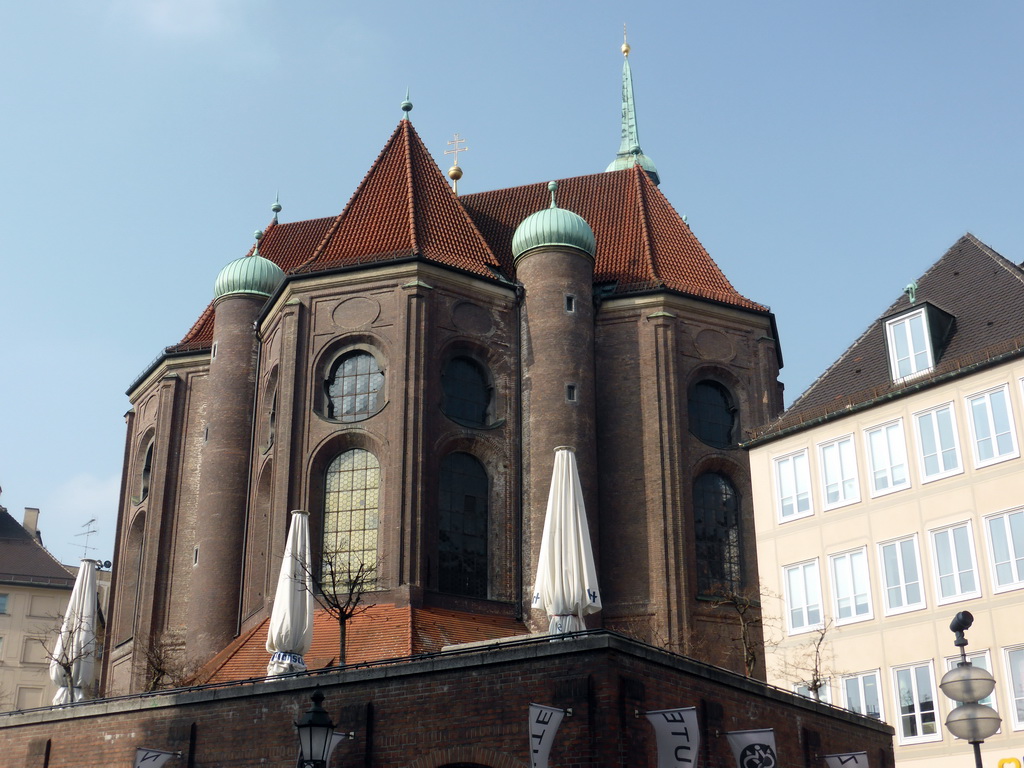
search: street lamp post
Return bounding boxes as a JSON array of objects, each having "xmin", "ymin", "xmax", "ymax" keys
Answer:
[
  {"xmin": 939, "ymin": 612, "xmax": 1001, "ymax": 768},
  {"xmin": 295, "ymin": 687, "xmax": 336, "ymax": 768}
]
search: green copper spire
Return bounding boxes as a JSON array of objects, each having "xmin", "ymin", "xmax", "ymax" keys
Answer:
[{"xmin": 605, "ymin": 34, "xmax": 660, "ymax": 185}]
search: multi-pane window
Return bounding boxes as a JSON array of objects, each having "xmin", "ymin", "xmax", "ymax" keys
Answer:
[
  {"xmin": 693, "ymin": 473, "xmax": 742, "ymax": 595},
  {"xmin": 775, "ymin": 451, "xmax": 812, "ymax": 521},
  {"xmin": 326, "ymin": 351, "xmax": 384, "ymax": 422},
  {"xmin": 0, "ymin": 593, "xmax": 8, "ymax": 613},
  {"xmin": 438, "ymin": 452, "xmax": 489, "ymax": 598},
  {"xmin": 830, "ymin": 548, "xmax": 872, "ymax": 624},
  {"xmin": 885, "ymin": 309, "xmax": 933, "ymax": 381},
  {"xmin": 688, "ymin": 380, "xmax": 737, "ymax": 449},
  {"xmin": 784, "ymin": 560, "xmax": 822, "ymax": 634},
  {"xmin": 795, "ymin": 682, "xmax": 831, "ymax": 703},
  {"xmin": 819, "ymin": 436, "xmax": 859, "ymax": 509},
  {"xmin": 323, "ymin": 449, "xmax": 380, "ymax": 589},
  {"xmin": 893, "ymin": 662, "xmax": 939, "ymax": 742},
  {"xmin": 914, "ymin": 403, "xmax": 962, "ymax": 481},
  {"xmin": 1006, "ymin": 646, "xmax": 1024, "ymax": 729},
  {"xmin": 967, "ymin": 386, "xmax": 1019, "ymax": 467},
  {"xmin": 842, "ymin": 671, "xmax": 883, "ymax": 720},
  {"xmin": 880, "ymin": 536, "xmax": 925, "ymax": 614},
  {"xmin": 987, "ymin": 509, "xmax": 1024, "ymax": 591},
  {"xmin": 945, "ymin": 652, "xmax": 995, "ymax": 710},
  {"xmin": 930, "ymin": 523, "xmax": 979, "ymax": 603},
  {"xmin": 442, "ymin": 357, "xmax": 491, "ymax": 427},
  {"xmin": 866, "ymin": 421, "xmax": 910, "ymax": 496}
]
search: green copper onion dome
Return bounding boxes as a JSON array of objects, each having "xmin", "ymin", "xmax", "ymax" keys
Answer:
[
  {"xmin": 512, "ymin": 182, "xmax": 596, "ymax": 262},
  {"xmin": 214, "ymin": 230, "xmax": 285, "ymax": 300}
]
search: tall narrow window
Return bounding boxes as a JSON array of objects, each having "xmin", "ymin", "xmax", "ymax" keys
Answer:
[
  {"xmin": 137, "ymin": 441, "xmax": 154, "ymax": 503},
  {"xmin": 688, "ymin": 380, "xmax": 737, "ymax": 449},
  {"xmin": 892, "ymin": 662, "xmax": 939, "ymax": 743},
  {"xmin": 885, "ymin": 309, "xmax": 933, "ymax": 381},
  {"xmin": 326, "ymin": 352, "xmax": 384, "ymax": 422},
  {"xmin": 987, "ymin": 509, "xmax": 1024, "ymax": 592},
  {"xmin": 438, "ymin": 452, "xmax": 488, "ymax": 598},
  {"xmin": 915, "ymin": 403, "xmax": 962, "ymax": 481},
  {"xmin": 775, "ymin": 450, "xmax": 812, "ymax": 521},
  {"xmin": 880, "ymin": 536, "xmax": 925, "ymax": 614},
  {"xmin": 1005, "ymin": 646, "xmax": 1024, "ymax": 729},
  {"xmin": 442, "ymin": 357, "xmax": 491, "ymax": 427},
  {"xmin": 967, "ymin": 386, "xmax": 1018, "ymax": 467},
  {"xmin": 830, "ymin": 548, "xmax": 872, "ymax": 624},
  {"xmin": 930, "ymin": 523, "xmax": 979, "ymax": 603},
  {"xmin": 323, "ymin": 449, "xmax": 380, "ymax": 589},
  {"xmin": 865, "ymin": 420, "xmax": 910, "ymax": 496},
  {"xmin": 842, "ymin": 671, "xmax": 883, "ymax": 720},
  {"xmin": 819, "ymin": 436, "xmax": 859, "ymax": 509},
  {"xmin": 693, "ymin": 473, "xmax": 742, "ymax": 595},
  {"xmin": 784, "ymin": 560, "xmax": 822, "ymax": 634}
]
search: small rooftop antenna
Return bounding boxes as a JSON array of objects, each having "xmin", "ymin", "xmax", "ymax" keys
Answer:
[
  {"xmin": 904, "ymin": 281, "xmax": 918, "ymax": 304},
  {"xmin": 74, "ymin": 518, "xmax": 98, "ymax": 559},
  {"xmin": 445, "ymin": 133, "xmax": 469, "ymax": 196}
]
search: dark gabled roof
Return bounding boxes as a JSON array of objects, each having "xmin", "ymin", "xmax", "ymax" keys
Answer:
[
  {"xmin": 750, "ymin": 233, "xmax": 1024, "ymax": 442},
  {"xmin": 0, "ymin": 507, "xmax": 75, "ymax": 588}
]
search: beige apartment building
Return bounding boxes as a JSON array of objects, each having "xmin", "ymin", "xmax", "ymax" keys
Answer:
[{"xmin": 748, "ymin": 234, "xmax": 1024, "ymax": 768}]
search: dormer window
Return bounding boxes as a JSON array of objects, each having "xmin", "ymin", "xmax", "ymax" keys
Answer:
[{"xmin": 883, "ymin": 303, "xmax": 955, "ymax": 383}]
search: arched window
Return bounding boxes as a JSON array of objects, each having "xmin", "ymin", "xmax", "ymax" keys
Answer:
[
  {"xmin": 115, "ymin": 512, "xmax": 146, "ymax": 644},
  {"xmin": 438, "ymin": 452, "xmax": 488, "ymax": 598},
  {"xmin": 323, "ymin": 449, "xmax": 380, "ymax": 589},
  {"xmin": 442, "ymin": 357, "xmax": 491, "ymax": 427},
  {"xmin": 325, "ymin": 351, "xmax": 384, "ymax": 422},
  {"xmin": 688, "ymin": 380, "xmax": 737, "ymax": 448},
  {"xmin": 137, "ymin": 441, "xmax": 154, "ymax": 503},
  {"xmin": 693, "ymin": 473, "xmax": 742, "ymax": 595}
]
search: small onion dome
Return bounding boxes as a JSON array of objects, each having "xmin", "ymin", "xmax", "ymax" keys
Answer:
[
  {"xmin": 512, "ymin": 181, "xmax": 596, "ymax": 262},
  {"xmin": 214, "ymin": 233, "xmax": 285, "ymax": 300}
]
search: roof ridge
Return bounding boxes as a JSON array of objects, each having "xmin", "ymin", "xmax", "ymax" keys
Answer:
[
  {"xmin": 964, "ymin": 231, "xmax": 1024, "ymax": 287},
  {"xmin": 402, "ymin": 121, "xmax": 420, "ymax": 256},
  {"xmin": 631, "ymin": 165, "xmax": 659, "ymax": 284}
]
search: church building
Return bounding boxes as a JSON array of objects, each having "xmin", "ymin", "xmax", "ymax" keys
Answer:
[{"xmin": 104, "ymin": 44, "xmax": 785, "ymax": 695}]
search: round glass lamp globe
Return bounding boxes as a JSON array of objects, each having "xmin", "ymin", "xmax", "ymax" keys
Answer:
[
  {"xmin": 940, "ymin": 664, "xmax": 997, "ymax": 703},
  {"xmin": 945, "ymin": 702, "xmax": 1001, "ymax": 742}
]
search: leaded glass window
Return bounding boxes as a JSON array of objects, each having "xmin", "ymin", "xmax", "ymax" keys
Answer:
[
  {"xmin": 442, "ymin": 357, "xmax": 491, "ymax": 427},
  {"xmin": 323, "ymin": 449, "xmax": 380, "ymax": 589},
  {"xmin": 438, "ymin": 452, "xmax": 488, "ymax": 598},
  {"xmin": 688, "ymin": 381, "xmax": 737, "ymax": 448},
  {"xmin": 694, "ymin": 473, "xmax": 742, "ymax": 595},
  {"xmin": 326, "ymin": 352, "xmax": 384, "ymax": 422}
]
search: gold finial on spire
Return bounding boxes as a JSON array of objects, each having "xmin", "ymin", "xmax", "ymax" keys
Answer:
[
  {"xmin": 621, "ymin": 23, "xmax": 630, "ymax": 57},
  {"xmin": 445, "ymin": 133, "xmax": 469, "ymax": 195}
]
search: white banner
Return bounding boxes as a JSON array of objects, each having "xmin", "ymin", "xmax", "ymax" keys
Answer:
[
  {"xmin": 134, "ymin": 748, "xmax": 178, "ymax": 767},
  {"xmin": 726, "ymin": 729, "xmax": 778, "ymax": 768},
  {"xmin": 824, "ymin": 752, "xmax": 869, "ymax": 768},
  {"xmin": 646, "ymin": 707, "xmax": 700, "ymax": 768},
  {"xmin": 529, "ymin": 703, "xmax": 566, "ymax": 768}
]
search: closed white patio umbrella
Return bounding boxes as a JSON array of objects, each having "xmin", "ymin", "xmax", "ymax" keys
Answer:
[
  {"xmin": 50, "ymin": 559, "xmax": 97, "ymax": 704},
  {"xmin": 531, "ymin": 446, "xmax": 602, "ymax": 634},
  {"xmin": 266, "ymin": 510, "xmax": 314, "ymax": 675}
]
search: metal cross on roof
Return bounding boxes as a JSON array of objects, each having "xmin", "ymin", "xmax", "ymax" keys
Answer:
[{"xmin": 445, "ymin": 133, "xmax": 468, "ymax": 167}]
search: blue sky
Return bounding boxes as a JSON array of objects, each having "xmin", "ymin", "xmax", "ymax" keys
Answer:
[{"xmin": 1, "ymin": 1, "xmax": 1022, "ymax": 567}]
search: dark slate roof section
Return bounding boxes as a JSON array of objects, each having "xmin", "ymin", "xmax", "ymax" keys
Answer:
[
  {"xmin": 749, "ymin": 234, "xmax": 1024, "ymax": 443},
  {"xmin": 0, "ymin": 507, "xmax": 75, "ymax": 588}
]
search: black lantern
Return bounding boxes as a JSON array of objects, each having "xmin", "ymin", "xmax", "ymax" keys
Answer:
[{"xmin": 295, "ymin": 687, "xmax": 336, "ymax": 768}]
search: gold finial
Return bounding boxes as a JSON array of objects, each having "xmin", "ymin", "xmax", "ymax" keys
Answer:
[
  {"xmin": 621, "ymin": 23, "xmax": 630, "ymax": 57},
  {"xmin": 444, "ymin": 133, "xmax": 469, "ymax": 195}
]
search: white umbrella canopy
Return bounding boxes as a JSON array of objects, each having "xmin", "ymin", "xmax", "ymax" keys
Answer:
[
  {"xmin": 531, "ymin": 446, "xmax": 602, "ymax": 634},
  {"xmin": 266, "ymin": 510, "xmax": 315, "ymax": 675},
  {"xmin": 50, "ymin": 559, "xmax": 97, "ymax": 704}
]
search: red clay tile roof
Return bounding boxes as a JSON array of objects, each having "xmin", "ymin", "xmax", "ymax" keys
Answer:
[
  {"xmin": 749, "ymin": 233, "xmax": 1024, "ymax": 441},
  {"xmin": 203, "ymin": 604, "xmax": 525, "ymax": 684}
]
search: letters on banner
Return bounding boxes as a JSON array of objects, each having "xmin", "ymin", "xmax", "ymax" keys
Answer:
[
  {"xmin": 529, "ymin": 703, "xmax": 566, "ymax": 768},
  {"xmin": 645, "ymin": 707, "xmax": 701, "ymax": 768},
  {"xmin": 824, "ymin": 753, "xmax": 869, "ymax": 768},
  {"xmin": 134, "ymin": 748, "xmax": 179, "ymax": 768},
  {"xmin": 726, "ymin": 729, "xmax": 778, "ymax": 768}
]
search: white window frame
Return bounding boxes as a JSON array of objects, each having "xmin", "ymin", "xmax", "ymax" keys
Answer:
[
  {"xmin": 829, "ymin": 547, "xmax": 873, "ymax": 625},
  {"xmin": 945, "ymin": 651, "xmax": 996, "ymax": 712},
  {"xmin": 865, "ymin": 420, "xmax": 911, "ymax": 497},
  {"xmin": 841, "ymin": 670, "xmax": 884, "ymax": 720},
  {"xmin": 774, "ymin": 450, "xmax": 813, "ymax": 522},
  {"xmin": 879, "ymin": 535, "xmax": 926, "ymax": 615},
  {"xmin": 929, "ymin": 522, "xmax": 980, "ymax": 604},
  {"xmin": 891, "ymin": 661, "xmax": 941, "ymax": 744},
  {"xmin": 914, "ymin": 402, "xmax": 963, "ymax": 483},
  {"xmin": 818, "ymin": 435, "xmax": 860, "ymax": 510},
  {"xmin": 986, "ymin": 508, "xmax": 1024, "ymax": 593},
  {"xmin": 783, "ymin": 559, "xmax": 823, "ymax": 635},
  {"xmin": 795, "ymin": 681, "xmax": 831, "ymax": 703},
  {"xmin": 966, "ymin": 385, "xmax": 1019, "ymax": 468},
  {"xmin": 1005, "ymin": 645, "xmax": 1024, "ymax": 730},
  {"xmin": 885, "ymin": 308, "xmax": 934, "ymax": 382}
]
